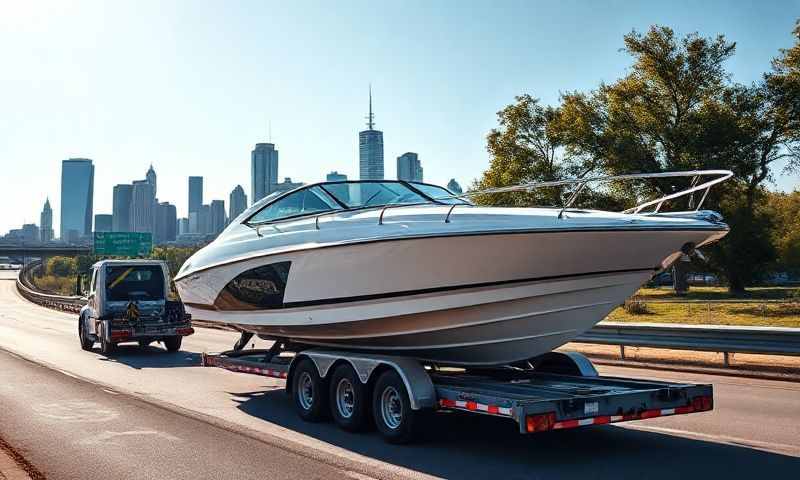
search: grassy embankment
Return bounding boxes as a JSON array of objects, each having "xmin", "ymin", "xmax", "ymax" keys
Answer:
[{"xmin": 606, "ymin": 286, "xmax": 800, "ymax": 328}]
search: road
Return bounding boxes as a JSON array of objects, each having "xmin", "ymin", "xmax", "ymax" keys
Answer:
[{"xmin": 1, "ymin": 270, "xmax": 799, "ymax": 479}]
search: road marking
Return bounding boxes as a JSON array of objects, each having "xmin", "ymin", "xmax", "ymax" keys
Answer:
[
  {"xmin": 32, "ymin": 401, "xmax": 119, "ymax": 423},
  {"xmin": 79, "ymin": 430, "xmax": 181, "ymax": 445},
  {"xmin": 622, "ymin": 424, "xmax": 800, "ymax": 455}
]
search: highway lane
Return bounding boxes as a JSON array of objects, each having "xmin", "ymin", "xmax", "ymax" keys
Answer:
[{"xmin": 1, "ymin": 273, "xmax": 799, "ymax": 479}]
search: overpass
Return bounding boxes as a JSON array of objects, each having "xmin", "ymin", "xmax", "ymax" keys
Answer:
[{"xmin": 0, "ymin": 244, "xmax": 92, "ymax": 259}]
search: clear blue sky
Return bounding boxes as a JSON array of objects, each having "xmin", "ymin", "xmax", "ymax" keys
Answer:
[{"xmin": 1, "ymin": 0, "xmax": 798, "ymax": 234}]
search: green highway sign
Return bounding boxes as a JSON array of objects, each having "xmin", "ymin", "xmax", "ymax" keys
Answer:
[{"xmin": 93, "ymin": 232, "xmax": 153, "ymax": 256}]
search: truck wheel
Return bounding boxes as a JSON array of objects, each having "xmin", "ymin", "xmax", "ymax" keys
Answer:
[
  {"xmin": 329, "ymin": 364, "xmax": 370, "ymax": 432},
  {"xmin": 372, "ymin": 370, "xmax": 418, "ymax": 444},
  {"xmin": 78, "ymin": 317, "xmax": 94, "ymax": 351},
  {"xmin": 100, "ymin": 333, "xmax": 116, "ymax": 355},
  {"xmin": 292, "ymin": 359, "xmax": 328, "ymax": 422},
  {"xmin": 163, "ymin": 336, "xmax": 182, "ymax": 352}
]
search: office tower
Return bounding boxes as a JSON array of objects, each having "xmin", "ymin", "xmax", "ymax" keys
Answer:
[
  {"xmin": 326, "ymin": 171, "xmax": 347, "ymax": 182},
  {"xmin": 229, "ymin": 185, "xmax": 247, "ymax": 221},
  {"xmin": 447, "ymin": 179, "xmax": 463, "ymax": 194},
  {"xmin": 94, "ymin": 214, "xmax": 113, "ymax": 232},
  {"xmin": 146, "ymin": 164, "xmax": 157, "ymax": 197},
  {"xmin": 198, "ymin": 204, "xmax": 211, "ymax": 234},
  {"xmin": 251, "ymin": 143, "xmax": 279, "ymax": 204},
  {"xmin": 210, "ymin": 200, "xmax": 226, "ymax": 234},
  {"xmin": 272, "ymin": 177, "xmax": 304, "ymax": 193},
  {"xmin": 39, "ymin": 198, "xmax": 54, "ymax": 242},
  {"xmin": 359, "ymin": 87, "xmax": 384, "ymax": 180},
  {"xmin": 177, "ymin": 217, "xmax": 189, "ymax": 235},
  {"xmin": 112, "ymin": 184, "xmax": 133, "ymax": 231},
  {"xmin": 188, "ymin": 176, "xmax": 203, "ymax": 215},
  {"xmin": 60, "ymin": 158, "xmax": 94, "ymax": 240},
  {"xmin": 397, "ymin": 152, "xmax": 423, "ymax": 182},
  {"xmin": 154, "ymin": 202, "xmax": 177, "ymax": 244},
  {"xmin": 130, "ymin": 180, "xmax": 155, "ymax": 234},
  {"xmin": 17, "ymin": 224, "xmax": 39, "ymax": 243}
]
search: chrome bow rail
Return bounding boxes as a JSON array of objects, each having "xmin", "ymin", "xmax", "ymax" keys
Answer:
[{"xmin": 430, "ymin": 169, "xmax": 733, "ymax": 223}]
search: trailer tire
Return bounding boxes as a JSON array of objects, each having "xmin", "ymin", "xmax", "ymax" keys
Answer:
[
  {"xmin": 78, "ymin": 316, "xmax": 94, "ymax": 351},
  {"xmin": 329, "ymin": 364, "xmax": 370, "ymax": 432},
  {"xmin": 372, "ymin": 370, "xmax": 417, "ymax": 444},
  {"xmin": 163, "ymin": 336, "xmax": 182, "ymax": 352},
  {"xmin": 292, "ymin": 359, "xmax": 328, "ymax": 422}
]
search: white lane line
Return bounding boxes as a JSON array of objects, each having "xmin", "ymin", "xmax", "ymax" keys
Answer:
[
  {"xmin": 622, "ymin": 424, "xmax": 800, "ymax": 455},
  {"xmin": 79, "ymin": 430, "xmax": 181, "ymax": 445}
]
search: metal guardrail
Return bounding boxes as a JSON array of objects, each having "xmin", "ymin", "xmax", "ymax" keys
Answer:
[
  {"xmin": 575, "ymin": 322, "xmax": 800, "ymax": 365},
  {"xmin": 15, "ymin": 261, "xmax": 84, "ymax": 314},
  {"xmin": 15, "ymin": 263, "xmax": 800, "ymax": 364}
]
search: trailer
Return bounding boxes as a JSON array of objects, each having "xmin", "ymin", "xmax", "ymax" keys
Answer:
[{"xmin": 201, "ymin": 339, "xmax": 713, "ymax": 444}]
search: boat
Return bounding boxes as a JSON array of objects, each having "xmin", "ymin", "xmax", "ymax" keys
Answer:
[{"xmin": 174, "ymin": 170, "xmax": 731, "ymax": 366}]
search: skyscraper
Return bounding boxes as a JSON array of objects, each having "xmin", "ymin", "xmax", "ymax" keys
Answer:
[
  {"xmin": 396, "ymin": 152, "xmax": 423, "ymax": 182},
  {"xmin": 198, "ymin": 204, "xmax": 211, "ymax": 234},
  {"xmin": 112, "ymin": 184, "xmax": 133, "ymax": 231},
  {"xmin": 188, "ymin": 176, "xmax": 203, "ymax": 216},
  {"xmin": 39, "ymin": 198, "xmax": 53, "ymax": 242},
  {"xmin": 130, "ymin": 180, "xmax": 155, "ymax": 234},
  {"xmin": 94, "ymin": 214, "xmax": 113, "ymax": 232},
  {"xmin": 229, "ymin": 185, "xmax": 247, "ymax": 221},
  {"xmin": 447, "ymin": 179, "xmax": 463, "ymax": 194},
  {"xmin": 326, "ymin": 171, "xmax": 347, "ymax": 182},
  {"xmin": 359, "ymin": 87, "xmax": 384, "ymax": 180},
  {"xmin": 210, "ymin": 200, "xmax": 226, "ymax": 234},
  {"xmin": 154, "ymin": 202, "xmax": 177, "ymax": 244},
  {"xmin": 251, "ymin": 143, "xmax": 279, "ymax": 204},
  {"xmin": 60, "ymin": 158, "xmax": 94, "ymax": 240},
  {"xmin": 146, "ymin": 164, "xmax": 157, "ymax": 198}
]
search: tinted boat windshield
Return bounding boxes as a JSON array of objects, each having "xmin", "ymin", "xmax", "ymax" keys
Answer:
[{"xmin": 322, "ymin": 182, "xmax": 427, "ymax": 208}]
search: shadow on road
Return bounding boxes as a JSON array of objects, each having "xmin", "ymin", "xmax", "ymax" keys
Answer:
[
  {"xmin": 92, "ymin": 345, "xmax": 202, "ymax": 369},
  {"xmin": 228, "ymin": 389, "xmax": 798, "ymax": 479}
]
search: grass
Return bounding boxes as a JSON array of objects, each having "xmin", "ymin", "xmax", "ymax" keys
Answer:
[
  {"xmin": 606, "ymin": 299, "xmax": 800, "ymax": 328},
  {"xmin": 636, "ymin": 286, "xmax": 800, "ymax": 301}
]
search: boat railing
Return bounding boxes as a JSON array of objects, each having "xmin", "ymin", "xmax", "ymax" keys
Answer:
[{"xmin": 311, "ymin": 170, "xmax": 733, "ymax": 228}]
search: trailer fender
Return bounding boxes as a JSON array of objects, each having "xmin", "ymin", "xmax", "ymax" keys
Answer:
[{"xmin": 296, "ymin": 350, "xmax": 436, "ymax": 410}]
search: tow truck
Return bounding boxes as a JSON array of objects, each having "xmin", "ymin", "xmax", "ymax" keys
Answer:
[{"xmin": 78, "ymin": 259, "xmax": 194, "ymax": 354}]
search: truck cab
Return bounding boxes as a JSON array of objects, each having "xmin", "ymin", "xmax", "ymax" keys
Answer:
[{"xmin": 78, "ymin": 259, "xmax": 194, "ymax": 354}]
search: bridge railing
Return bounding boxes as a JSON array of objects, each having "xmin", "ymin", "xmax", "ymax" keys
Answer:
[{"xmin": 15, "ymin": 261, "xmax": 84, "ymax": 314}]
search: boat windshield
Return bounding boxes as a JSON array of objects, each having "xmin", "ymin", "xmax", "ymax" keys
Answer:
[
  {"xmin": 248, "ymin": 186, "xmax": 342, "ymax": 224},
  {"xmin": 408, "ymin": 183, "xmax": 469, "ymax": 205},
  {"xmin": 322, "ymin": 182, "xmax": 427, "ymax": 208}
]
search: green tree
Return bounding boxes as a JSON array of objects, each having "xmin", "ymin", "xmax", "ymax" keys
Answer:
[
  {"xmin": 46, "ymin": 256, "xmax": 77, "ymax": 277},
  {"xmin": 768, "ymin": 190, "xmax": 800, "ymax": 275}
]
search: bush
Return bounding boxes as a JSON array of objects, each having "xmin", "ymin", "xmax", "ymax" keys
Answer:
[
  {"xmin": 46, "ymin": 256, "xmax": 77, "ymax": 277},
  {"xmin": 623, "ymin": 299, "xmax": 651, "ymax": 315},
  {"xmin": 33, "ymin": 274, "xmax": 78, "ymax": 295}
]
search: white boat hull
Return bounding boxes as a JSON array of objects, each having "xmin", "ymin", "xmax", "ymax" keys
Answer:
[{"xmin": 178, "ymin": 227, "xmax": 723, "ymax": 365}]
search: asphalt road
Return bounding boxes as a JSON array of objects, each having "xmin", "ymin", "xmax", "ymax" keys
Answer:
[{"xmin": 1, "ymin": 271, "xmax": 799, "ymax": 479}]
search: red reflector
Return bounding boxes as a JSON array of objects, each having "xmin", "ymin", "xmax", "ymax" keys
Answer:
[
  {"xmin": 640, "ymin": 409, "xmax": 662, "ymax": 419},
  {"xmin": 110, "ymin": 330, "xmax": 130, "ymax": 339},
  {"xmin": 526, "ymin": 412, "xmax": 556, "ymax": 433},
  {"xmin": 692, "ymin": 395, "xmax": 713, "ymax": 412},
  {"xmin": 176, "ymin": 327, "xmax": 195, "ymax": 336}
]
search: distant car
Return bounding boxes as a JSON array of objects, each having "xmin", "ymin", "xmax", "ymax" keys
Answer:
[{"xmin": 78, "ymin": 259, "xmax": 194, "ymax": 354}]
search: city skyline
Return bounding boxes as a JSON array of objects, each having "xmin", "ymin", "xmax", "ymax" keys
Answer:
[{"xmin": 1, "ymin": 1, "xmax": 797, "ymax": 234}]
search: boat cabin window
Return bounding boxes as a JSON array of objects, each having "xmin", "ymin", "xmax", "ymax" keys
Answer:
[
  {"xmin": 322, "ymin": 182, "xmax": 426, "ymax": 208},
  {"xmin": 248, "ymin": 186, "xmax": 340, "ymax": 224},
  {"xmin": 408, "ymin": 183, "xmax": 469, "ymax": 205}
]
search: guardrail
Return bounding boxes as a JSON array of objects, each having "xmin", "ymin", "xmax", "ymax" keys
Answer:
[
  {"xmin": 15, "ymin": 261, "xmax": 84, "ymax": 314},
  {"xmin": 15, "ymin": 265, "xmax": 800, "ymax": 365},
  {"xmin": 575, "ymin": 322, "xmax": 800, "ymax": 366}
]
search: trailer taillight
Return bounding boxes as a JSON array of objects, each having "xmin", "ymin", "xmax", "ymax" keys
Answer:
[
  {"xmin": 691, "ymin": 395, "xmax": 713, "ymax": 412},
  {"xmin": 110, "ymin": 330, "xmax": 131, "ymax": 340},
  {"xmin": 526, "ymin": 412, "xmax": 556, "ymax": 432}
]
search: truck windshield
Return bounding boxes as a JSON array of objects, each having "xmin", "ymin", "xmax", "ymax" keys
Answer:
[{"xmin": 105, "ymin": 265, "xmax": 164, "ymax": 301}]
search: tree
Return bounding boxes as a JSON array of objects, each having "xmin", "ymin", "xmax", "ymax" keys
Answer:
[
  {"xmin": 46, "ymin": 257, "xmax": 76, "ymax": 277},
  {"xmin": 768, "ymin": 190, "xmax": 800, "ymax": 275}
]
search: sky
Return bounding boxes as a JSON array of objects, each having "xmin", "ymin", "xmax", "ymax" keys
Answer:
[{"xmin": 1, "ymin": 0, "xmax": 798, "ymax": 235}]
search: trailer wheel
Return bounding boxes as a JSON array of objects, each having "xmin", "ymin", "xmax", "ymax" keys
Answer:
[
  {"xmin": 292, "ymin": 359, "xmax": 328, "ymax": 422},
  {"xmin": 329, "ymin": 364, "xmax": 370, "ymax": 432},
  {"xmin": 163, "ymin": 336, "xmax": 182, "ymax": 352},
  {"xmin": 372, "ymin": 370, "xmax": 417, "ymax": 444},
  {"xmin": 78, "ymin": 317, "xmax": 93, "ymax": 351}
]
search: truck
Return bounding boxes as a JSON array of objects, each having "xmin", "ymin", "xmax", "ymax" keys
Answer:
[
  {"xmin": 201, "ymin": 336, "xmax": 713, "ymax": 444},
  {"xmin": 78, "ymin": 259, "xmax": 194, "ymax": 354}
]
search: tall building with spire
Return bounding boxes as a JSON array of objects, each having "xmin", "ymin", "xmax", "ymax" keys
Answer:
[
  {"xmin": 39, "ymin": 198, "xmax": 53, "ymax": 242},
  {"xmin": 251, "ymin": 143, "xmax": 279, "ymax": 204},
  {"xmin": 146, "ymin": 164, "xmax": 157, "ymax": 197},
  {"xmin": 359, "ymin": 86, "xmax": 384, "ymax": 180}
]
